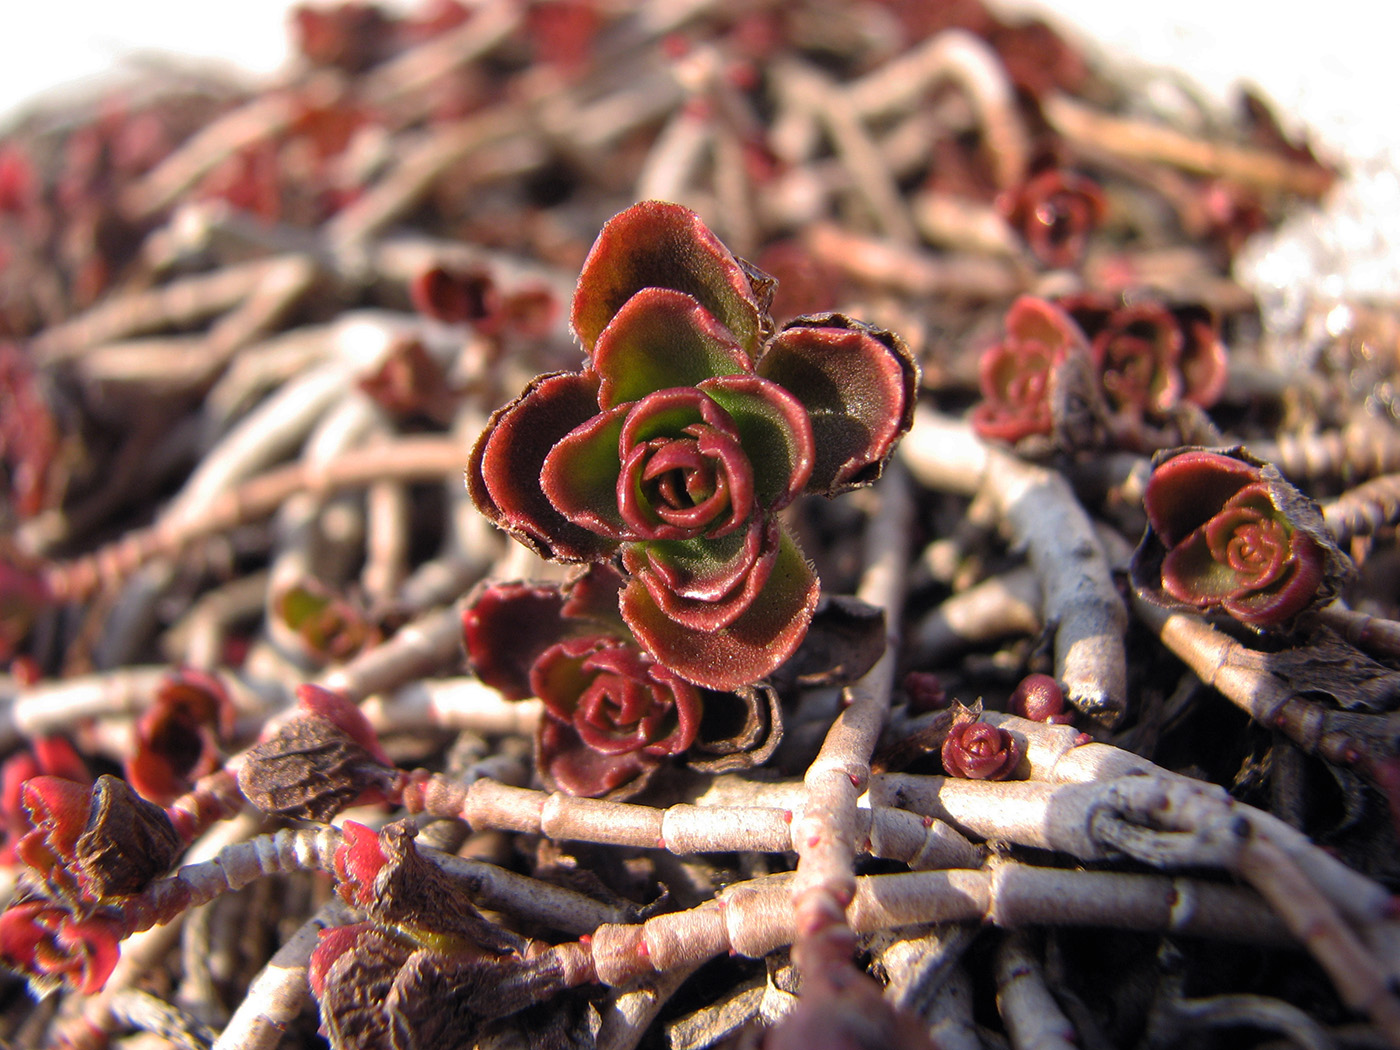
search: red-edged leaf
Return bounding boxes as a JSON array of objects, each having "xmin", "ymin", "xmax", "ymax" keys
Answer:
[
  {"xmin": 621, "ymin": 518, "xmax": 774, "ymax": 630},
  {"xmin": 537, "ymin": 717, "xmax": 657, "ymax": 797},
  {"xmin": 468, "ymin": 370, "xmax": 617, "ymax": 562},
  {"xmin": 571, "ymin": 201, "xmax": 764, "ymax": 356},
  {"xmin": 621, "ymin": 526, "xmax": 819, "ymax": 691},
  {"xmin": 539, "ymin": 403, "xmax": 629, "ymax": 541},
  {"xmin": 698, "ymin": 375, "xmax": 813, "ymax": 511},
  {"xmin": 1142, "ymin": 449, "xmax": 1258, "ymax": 547},
  {"xmin": 463, "ymin": 581, "xmax": 571, "ymax": 700},
  {"xmin": 758, "ymin": 314, "xmax": 917, "ymax": 494}
]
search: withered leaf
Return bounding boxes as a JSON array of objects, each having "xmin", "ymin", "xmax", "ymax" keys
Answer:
[
  {"xmin": 75, "ymin": 774, "xmax": 183, "ymax": 898},
  {"xmin": 772, "ymin": 595, "xmax": 886, "ymax": 690},
  {"xmin": 238, "ymin": 717, "xmax": 394, "ymax": 822},
  {"xmin": 372, "ymin": 821, "xmax": 524, "ymax": 954},
  {"xmin": 320, "ymin": 928, "xmax": 413, "ymax": 1050}
]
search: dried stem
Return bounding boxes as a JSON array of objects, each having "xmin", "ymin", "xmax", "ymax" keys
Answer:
[
  {"xmin": 908, "ymin": 564, "xmax": 1043, "ymax": 665},
  {"xmin": 1253, "ymin": 424, "xmax": 1400, "ymax": 486},
  {"xmin": 804, "ymin": 223, "xmax": 1025, "ymax": 301},
  {"xmin": 209, "ymin": 900, "xmax": 355, "ymax": 1050},
  {"xmin": 30, "ymin": 258, "xmax": 308, "ymax": 365},
  {"xmin": 774, "ymin": 61, "xmax": 918, "ymax": 245},
  {"xmin": 404, "ymin": 776, "xmax": 981, "ymax": 870},
  {"xmin": 315, "ymin": 602, "xmax": 466, "ymax": 703},
  {"xmin": 44, "ymin": 436, "xmax": 463, "ymax": 602},
  {"xmin": 54, "ymin": 811, "xmax": 266, "ymax": 1050},
  {"xmin": 121, "ymin": 89, "xmax": 306, "ymax": 220},
  {"xmin": 361, "ymin": 678, "xmax": 545, "ymax": 736},
  {"xmin": 845, "ymin": 28, "xmax": 1029, "ymax": 190},
  {"xmin": 587, "ymin": 860, "xmax": 1293, "ymax": 992},
  {"xmin": 325, "ymin": 106, "xmax": 535, "ymax": 250},
  {"xmin": 1042, "ymin": 93, "xmax": 1335, "ymax": 198},
  {"xmin": 1315, "ymin": 605, "xmax": 1400, "ymax": 662},
  {"xmin": 1322, "ymin": 473, "xmax": 1400, "ymax": 543},
  {"xmin": 1234, "ymin": 835, "xmax": 1400, "ymax": 1045},
  {"xmin": 0, "ymin": 667, "xmax": 168, "ymax": 750},
  {"xmin": 790, "ymin": 465, "xmax": 912, "ymax": 993},
  {"xmin": 1130, "ymin": 595, "xmax": 1400, "ymax": 795},
  {"xmin": 995, "ymin": 931, "xmax": 1077, "ymax": 1050},
  {"xmin": 901, "ymin": 408, "xmax": 1128, "ymax": 723}
]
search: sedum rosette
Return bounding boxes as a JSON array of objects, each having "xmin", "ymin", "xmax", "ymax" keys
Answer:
[
  {"xmin": 971, "ymin": 296, "xmax": 1086, "ymax": 444},
  {"xmin": 972, "ymin": 293, "xmax": 1230, "ymax": 453},
  {"xmin": 469, "ymin": 201, "xmax": 916, "ymax": 690},
  {"xmin": 1131, "ymin": 448, "xmax": 1351, "ymax": 631},
  {"xmin": 1060, "ymin": 293, "xmax": 1228, "ymax": 420},
  {"xmin": 463, "ymin": 565, "xmax": 781, "ymax": 798}
]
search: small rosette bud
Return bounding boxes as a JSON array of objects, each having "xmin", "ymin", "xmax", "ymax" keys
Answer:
[
  {"xmin": 941, "ymin": 712, "xmax": 1024, "ymax": 781},
  {"xmin": 1008, "ymin": 673, "xmax": 1073, "ymax": 725}
]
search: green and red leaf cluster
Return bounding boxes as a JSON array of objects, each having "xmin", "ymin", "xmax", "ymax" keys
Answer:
[
  {"xmin": 1131, "ymin": 448, "xmax": 1351, "ymax": 630},
  {"xmin": 469, "ymin": 201, "xmax": 916, "ymax": 691},
  {"xmin": 463, "ymin": 565, "xmax": 781, "ymax": 798}
]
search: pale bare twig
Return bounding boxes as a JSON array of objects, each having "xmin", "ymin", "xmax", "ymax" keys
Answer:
[
  {"xmin": 995, "ymin": 931, "xmax": 1078, "ymax": 1050},
  {"xmin": 1042, "ymin": 93, "xmax": 1336, "ymax": 198},
  {"xmin": 845, "ymin": 28, "xmax": 1029, "ymax": 191},
  {"xmin": 403, "ymin": 775, "xmax": 981, "ymax": 869},
  {"xmin": 210, "ymin": 899, "xmax": 356, "ymax": 1050},
  {"xmin": 586, "ymin": 861, "xmax": 1293, "ymax": 992},
  {"xmin": 361, "ymin": 678, "xmax": 544, "ymax": 736},
  {"xmin": 121, "ymin": 89, "xmax": 307, "ymax": 220},
  {"xmin": 1129, "ymin": 595, "xmax": 1400, "ymax": 791},
  {"xmin": 908, "ymin": 564, "xmax": 1043, "ymax": 665},
  {"xmin": 43, "ymin": 436, "xmax": 464, "ymax": 603},
  {"xmin": 1253, "ymin": 424, "xmax": 1400, "ymax": 486},
  {"xmin": 790, "ymin": 464, "xmax": 913, "ymax": 992},
  {"xmin": 805, "ymin": 222, "xmax": 1026, "ymax": 300},
  {"xmin": 1322, "ymin": 473, "xmax": 1400, "ymax": 543},
  {"xmin": 315, "ymin": 601, "xmax": 467, "ymax": 703},
  {"xmin": 1235, "ymin": 836, "xmax": 1400, "ymax": 1045},
  {"xmin": 774, "ymin": 61, "xmax": 918, "ymax": 246},
  {"xmin": 901, "ymin": 408, "xmax": 1128, "ymax": 724},
  {"xmin": 30, "ymin": 258, "xmax": 307, "ymax": 364},
  {"xmin": 1315, "ymin": 604, "xmax": 1400, "ymax": 662}
]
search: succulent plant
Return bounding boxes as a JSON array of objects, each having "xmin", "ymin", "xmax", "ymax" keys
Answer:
[
  {"xmin": 468, "ymin": 201, "xmax": 916, "ymax": 690},
  {"xmin": 940, "ymin": 711, "xmax": 1024, "ymax": 781},
  {"xmin": 1131, "ymin": 448, "xmax": 1351, "ymax": 630},
  {"xmin": 972, "ymin": 296, "xmax": 1086, "ymax": 444},
  {"xmin": 464, "ymin": 565, "xmax": 781, "ymax": 798},
  {"xmin": 1060, "ymin": 293, "xmax": 1228, "ymax": 418}
]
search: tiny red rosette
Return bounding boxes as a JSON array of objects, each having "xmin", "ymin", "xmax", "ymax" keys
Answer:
[
  {"xmin": 464, "ymin": 565, "xmax": 782, "ymax": 798},
  {"xmin": 972, "ymin": 296, "xmax": 1087, "ymax": 444},
  {"xmin": 1131, "ymin": 447, "xmax": 1351, "ymax": 631},
  {"xmin": 998, "ymin": 166, "xmax": 1105, "ymax": 270},
  {"xmin": 940, "ymin": 720, "xmax": 1023, "ymax": 781}
]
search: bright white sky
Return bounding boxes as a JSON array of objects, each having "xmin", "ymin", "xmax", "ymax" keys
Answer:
[{"xmin": 3, "ymin": 1, "xmax": 1394, "ymax": 161}]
